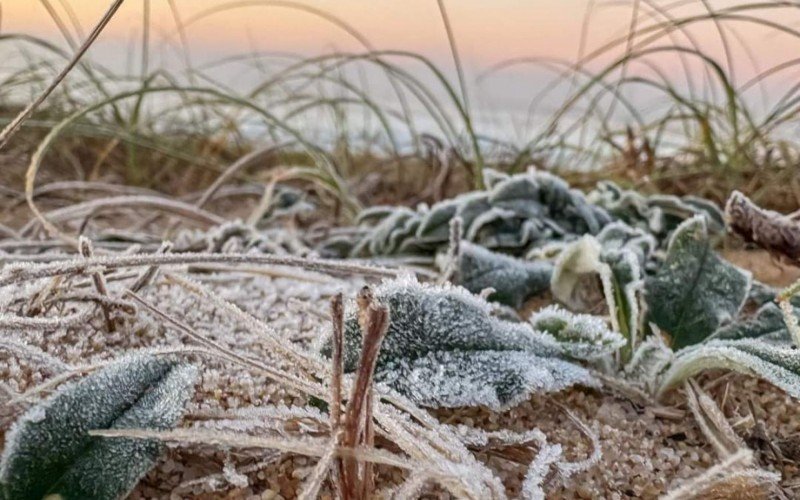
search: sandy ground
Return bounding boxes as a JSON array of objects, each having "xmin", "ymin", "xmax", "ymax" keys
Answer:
[{"xmin": 2, "ymin": 235, "xmax": 799, "ymax": 499}]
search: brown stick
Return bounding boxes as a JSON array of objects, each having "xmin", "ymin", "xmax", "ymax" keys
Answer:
[
  {"xmin": 340, "ymin": 286, "xmax": 389, "ymax": 499},
  {"xmin": 726, "ymin": 190, "xmax": 800, "ymax": 266},
  {"xmin": 330, "ymin": 293, "xmax": 346, "ymax": 498},
  {"xmin": 78, "ymin": 236, "xmax": 114, "ymax": 332}
]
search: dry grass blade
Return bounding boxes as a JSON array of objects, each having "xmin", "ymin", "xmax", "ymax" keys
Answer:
[
  {"xmin": 78, "ymin": 236, "xmax": 114, "ymax": 332},
  {"xmin": 662, "ymin": 449, "xmax": 780, "ymax": 500},
  {"xmin": 0, "ymin": 252, "xmax": 398, "ymax": 287},
  {"xmin": 685, "ymin": 379, "xmax": 745, "ymax": 459},
  {"xmin": 88, "ymin": 427, "xmax": 415, "ymax": 469},
  {"xmin": 0, "ymin": 0, "xmax": 126, "ymax": 151},
  {"xmin": 330, "ymin": 293, "xmax": 345, "ymax": 431}
]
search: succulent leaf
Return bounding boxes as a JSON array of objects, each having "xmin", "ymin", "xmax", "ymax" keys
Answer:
[{"xmin": 0, "ymin": 355, "xmax": 198, "ymax": 500}]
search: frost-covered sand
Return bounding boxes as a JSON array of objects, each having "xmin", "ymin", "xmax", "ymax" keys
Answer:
[{"xmin": 2, "ymin": 247, "xmax": 799, "ymax": 499}]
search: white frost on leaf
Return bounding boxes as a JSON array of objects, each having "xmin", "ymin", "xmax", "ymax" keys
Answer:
[
  {"xmin": 645, "ymin": 216, "xmax": 752, "ymax": 350},
  {"xmin": 452, "ymin": 241, "xmax": 552, "ymax": 309},
  {"xmin": 529, "ymin": 305, "xmax": 625, "ymax": 360},
  {"xmin": 328, "ymin": 276, "xmax": 600, "ymax": 410},
  {"xmin": 658, "ymin": 338, "xmax": 800, "ymax": 400}
]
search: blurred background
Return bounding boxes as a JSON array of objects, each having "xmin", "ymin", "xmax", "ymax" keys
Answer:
[{"xmin": 2, "ymin": 0, "xmax": 800, "ymax": 220}]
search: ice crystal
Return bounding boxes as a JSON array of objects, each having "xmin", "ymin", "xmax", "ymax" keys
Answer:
[{"xmin": 529, "ymin": 305, "xmax": 625, "ymax": 360}]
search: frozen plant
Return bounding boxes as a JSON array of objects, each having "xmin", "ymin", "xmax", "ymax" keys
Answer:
[
  {"xmin": 448, "ymin": 240, "xmax": 553, "ymax": 308},
  {"xmin": 324, "ymin": 276, "xmax": 622, "ymax": 410},
  {"xmin": 0, "ymin": 355, "xmax": 198, "ymax": 499},
  {"xmin": 645, "ymin": 216, "xmax": 751, "ymax": 350}
]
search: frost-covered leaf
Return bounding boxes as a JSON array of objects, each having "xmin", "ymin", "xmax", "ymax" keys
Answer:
[
  {"xmin": 551, "ymin": 233, "xmax": 643, "ymax": 358},
  {"xmin": 529, "ymin": 305, "xmax": 625, "ymax": 360},
  {"xmin": 0, "ymin": 355, "xmax": 198, "ymax": 500},
  {"xmin": 454, "ymin": 192, "xmax": 491, "ymax": 234},
  {"xmin": 416, "ymin": 198, "xmax": 461, "ymax": 243},
  {"xmin": 551, "ymin": 236, "xmax": 608, "ymax": 311},
  {"xmin": 453, "ymin": 241, "xmax": 552, "ymax": 308},
  {"xmin": 710, "ymin": 303, "xmax": 794, "ymax": 342},
  {"xmin": 378, "ymin": 350, "xmax": 596, "ymax": 409},
  {"xmin": 658, "ymin": 338, "xmax": 800, "ymax": 400},
  {"xmin": 589, "ymin": 181, "xmax": 724, "ymax": 241},
  {"xmin": 645, "ymin": 216, "xmax": 751, "ymax": 350},
  {"xmin": 355, "ymin": 205, "xmax": 399, "ymax": 225},
  {"xmin": 623, "ymin": 331, "xmax": 674, "ymax": 393},
  {"xmin": 368, "ymin": 208, "xmax": 418, "ymax": 255},
  {"xmin": 482, "ymin": 167, "xmax": 510, "ymax": 189},
  {"xmin": 326, "ymin": 277, "xmax": 598, "ymax": 410}
]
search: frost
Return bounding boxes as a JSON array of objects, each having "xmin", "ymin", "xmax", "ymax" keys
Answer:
[
  {"xmin": 529, "ymin": 305, "xmax": 625, "ymax": 360},
  {"xmin": 521, "ymin": 443, "xmax": 563, "ymax": 500},
  {"xmin": 378, "ymin": 350, "xmax": 596, "ymax": 410},
  {"xmin": 551, "ymin": 228, "xmax": 645, "ymax": 358},
  {"xmin": 710, "ymin": 303, "xmax": 794, "ymax": 342},
  {"xmin": 645, "ymin": 216, "xmax": 752, "ymax": 350},
  {"xmin": 0, "ymin": 354, "xmax": 198, "ymax": 499},
  {"xmin": 589, "ymin": 181, "xmax": 725, "ymax": 240},
  {"xmin": 452, "ymin": 241, "xmax": 552, "ymax": 308},
  {"xmin": 325, "ymin": 277, "xmax": 599, "ymax": 410},
  {"xmin": 318, "ymin": 170, "xmax": 615, "ymax": 258},
  {"xmin": 623, "ymin": 332, "xmax": 674, "ymax": 392}
]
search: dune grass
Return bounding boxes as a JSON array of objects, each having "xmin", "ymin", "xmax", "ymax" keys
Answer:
[{"xmin": 1, "ymin": 1, "xmax": 800, "ymax": 225}]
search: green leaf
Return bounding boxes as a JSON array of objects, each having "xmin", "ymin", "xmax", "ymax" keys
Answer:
[
  {"xmin": 658, "ymin": 338, "xmax": 800, "ymax": 400},
  {"xmin": 710, "ymin": 303, "xmax": 793, "ymax": 342},
  {"xmin": 325, "ymin": 277, "xmax": 599, "ymax": 410},
  {"xmin": 528, "ymin": 305, "xmax": 625, "ymax": 360},
  {"xmin": 551, "ymin": 228, "xmax": 645, "ymax": 360},
  {"xmin": 454, "ymin": 241, "xmax": 552, "ymax": 308},
  {"xmin": 645, "ymin": 216, "xmax": 751, "ymax": 350},
  {"xmin": 379, "ymin": 350, "xmax": 596, "ymax": 409},
  {"xmin": 0, "ymin": 355, "xmax": 198, "ymax": 500}
]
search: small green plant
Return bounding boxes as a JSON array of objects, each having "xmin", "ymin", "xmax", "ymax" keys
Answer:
[
  {"xmin": 645, "ymin": 216, "xmax": 752, "ymax": 350},
  {"xmin": 324, "ymin": 277, "xmax": 622, "ymax": 410},
  {"xmin": 318, "ymin": 171, "xmax": 615, "ymax": 258},
  {"xmin": 0, "ymin": 355, "xmax": 198, "ymax": 500}
]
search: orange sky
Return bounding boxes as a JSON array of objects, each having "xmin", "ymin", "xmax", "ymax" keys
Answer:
[
  {"xmin": 4, "ymin": 0, "xmax": 798, "ymax": 72},
  {"xmin": 4, "ymin": 0, "xmax": 800, "ymax": 132}
]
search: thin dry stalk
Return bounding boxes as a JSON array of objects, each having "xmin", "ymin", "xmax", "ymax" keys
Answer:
[
  {"xmin": 0, "ymin": 252, "xmax": 398, "ymax": 287},
  {"xmin": 124, "ymin": 289, "xmax": 324, "ymax": 398},
  {"xmin": 0, "ymin": 0, "xmax": 126, "ymax": 151},
  {"xmin": 340, "ymin": 286, "xmax": 389, "ymax": 499},
  {"xmin": 78, "ymin": 236, "xmax": 114, "ymax": 332},
  {"xmin": 130, "ymin": 241, "xmax": 172, "ymax": 292},
  {"xmin": 685, "ymin": 379, "xmax": 745, "ymax": 460},
  {"xmin": 330, "ymin": 293, "xmax": 346, "ymax": 496},
  {"xmin": 330, "ymin": 293, "xmax": 345, "ymax": 431}
]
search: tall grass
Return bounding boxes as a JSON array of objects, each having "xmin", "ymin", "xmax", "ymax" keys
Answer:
[{"xmin": 2, "ymin": 0, "xmax": 800, "ymax": 225}]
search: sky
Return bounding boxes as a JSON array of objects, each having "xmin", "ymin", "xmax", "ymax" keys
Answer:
[{"xmin": 3, "ymin": 1, "xmax": 800, "ymax": 143}]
